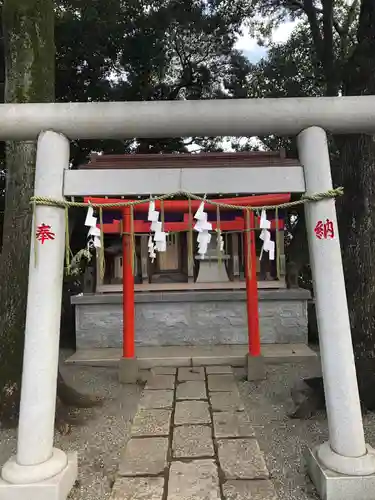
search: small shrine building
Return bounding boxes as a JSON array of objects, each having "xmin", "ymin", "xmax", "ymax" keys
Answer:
[{"xmin": 72, "ymin": 151, "xmax": 310, "ymax": 351}]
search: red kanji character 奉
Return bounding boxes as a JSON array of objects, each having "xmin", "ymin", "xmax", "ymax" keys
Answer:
[
  {"xmin": 36, "ymin": 223, "xmax": 55, "ymax": 244},
  {"xmin": 314, "ymin": 219, "xmax": 335, "ymax": 240}
]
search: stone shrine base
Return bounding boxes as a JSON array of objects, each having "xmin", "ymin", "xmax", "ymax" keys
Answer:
[
  {"xmin": 72, "ymin": 288, "xmax": 311, "ymax": 349},
  {"xmin": 110, "ymin": 366, "xmax": 278, "ymax": 500}
]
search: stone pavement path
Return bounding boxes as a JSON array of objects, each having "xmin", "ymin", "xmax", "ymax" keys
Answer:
[{"xmin": 111, "ymin": 366, "xmax": 278, "ymax": 500}]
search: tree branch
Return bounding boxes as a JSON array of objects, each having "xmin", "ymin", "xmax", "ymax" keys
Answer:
[
  {"xmin": 298, "ymin": 0, "xmax": 325, "ymax": 62},
  {"xmin": 286, "ymin": 0, "xmax": 338, "ymax": 95}
]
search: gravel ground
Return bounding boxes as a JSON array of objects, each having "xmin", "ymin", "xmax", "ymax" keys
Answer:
[
  {"xmin": 0, "ymin": 359, "xmax": 142, "ymax": 500},
  {"xmin": 2, "ymin": 358, "xmax": 375, "ymax": 500},
  {"xmin": 237, "ymin": 359, "xmax": 375, "ymax": 500}
]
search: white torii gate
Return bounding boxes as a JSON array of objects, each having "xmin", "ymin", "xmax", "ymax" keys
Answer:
[{"xmin": 1, "ymin": 97, "xmax": 375, "ymax": 500}]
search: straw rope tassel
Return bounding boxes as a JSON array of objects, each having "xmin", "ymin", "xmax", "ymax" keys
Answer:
[{"xmin": 99, "ymin": 207, "xmax": 105, "ymax": 280}]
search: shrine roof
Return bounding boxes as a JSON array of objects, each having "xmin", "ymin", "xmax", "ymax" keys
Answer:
[{"xmin": 78, "ymin": 150, "xmax": 300, "ymax": 170}]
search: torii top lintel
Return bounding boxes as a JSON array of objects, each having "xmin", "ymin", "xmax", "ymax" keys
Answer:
[{"xmin": 0, "ymin": 96, "xmax": 375, "ymax": 141}]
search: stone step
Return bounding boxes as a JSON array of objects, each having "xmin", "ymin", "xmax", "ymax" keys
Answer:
[
  {"xmin": 172, "ymin": 425, "xmax": 214, "ymax": 459},
  {"xmin": 65, "ymin": 343, "xmax": 318, "ymax": 368},
  {"xmin": 131, "ymin": 409, "xmax": 172, "ymax": 438},
  {"xmin": 118, "ymin": 437, "xmax": 168, "ymax": 477},
  {"xmin": 218, "ymin": 438, "xmax": 269, "ymax": 480},
  {"xmin": 110, "ymin": 477, "xmax": 165, "ymax": 500},
  {"xmin": 176, "ymin": 380, "xmax": 207, "ymax": 400},
  {"xmin": 223, "ymin": 480, "xmax": 278, "ymax": 500},
  {"xmin": 168, "ymin": 460, "xmax": 221, "ymax": 500}
]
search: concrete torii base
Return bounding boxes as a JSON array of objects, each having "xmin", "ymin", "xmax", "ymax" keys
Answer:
[
  {"xmin": 246, "ymin": 354, "xmax": 266, "ymax": 381},
  {"xmin": 0, "ymin": 451, "xmax": 77, "ymax": 500},
  {"xmin": 119, "ymin": 357, "xmax": 139, "ymax": 383},
  {"xmin": 305, "ymin": 445, "xmax": 375, "ymax": 500}
]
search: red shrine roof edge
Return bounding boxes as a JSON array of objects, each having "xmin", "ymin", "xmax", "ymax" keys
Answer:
[{"xmin": 78, "ymin": 149, "xmax": 301, "ymax": 170}]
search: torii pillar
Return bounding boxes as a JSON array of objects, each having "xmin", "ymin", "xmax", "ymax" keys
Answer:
[
  {"xmin": 298, "ymin": 127, "xmax": 375, "ymax": 499},
  {"xmin": 0, "ymin": 131, "xmax": 77, "ymax": 500}
]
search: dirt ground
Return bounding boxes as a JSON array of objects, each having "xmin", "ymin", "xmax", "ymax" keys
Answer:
[{"xmin": 1, "ymin": 357, "xmax": 375, "ymax": 500}]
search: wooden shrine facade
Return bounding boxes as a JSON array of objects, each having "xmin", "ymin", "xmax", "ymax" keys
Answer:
[{"xmin": 78, "ymin": 150, "xmax": 297, "ymax": 293}]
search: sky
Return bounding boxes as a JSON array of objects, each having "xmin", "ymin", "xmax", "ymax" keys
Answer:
[
  {"xmin": 234, "ymin": 20, "xmax": 299, "ymax": 63},
  {"xmin": 209, "ymin": 20, "xmax": 299, "ymax": 152},
  {"xmin": 236, "ymin": 0, "xmax": 355, "ymax": 63}
]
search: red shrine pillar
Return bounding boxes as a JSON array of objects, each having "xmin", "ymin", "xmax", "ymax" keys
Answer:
[
  {"xmin": 244, "ymin": 211, "xmax": 261, "ymax": 359},
  {"xmin": 122, "ymin": 206, "xmax": 135, "ymax": 358},
  {"xmin": 119, "ymin": 206, "xmax": 138, "ymax": 383}
]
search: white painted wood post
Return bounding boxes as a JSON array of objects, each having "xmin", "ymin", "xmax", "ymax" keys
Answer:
[
  {"xmin": 140, "ymin": 235, "xmax": 149, "ymax": 281},
  {"xmin": 2, "ymin": 131, "xmax": 71, "ymax": 484},
  {"xmin": 231, "ymin": 232, "xmax": 240, "ymax": 280},
  {"xmin": 298, "ymin": 126, "xmax": 375, "ymax": 475}
]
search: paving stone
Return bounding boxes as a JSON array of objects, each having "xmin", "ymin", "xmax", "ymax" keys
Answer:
[
  {"xmin": 131, "ymin": 409, "xmax": 171, "ymax": 437},
  {"xmin": 178, "ymin": 366, "xmax": 205, "ymax": 381},
  {"xmin": 138, "ymin": 390, "xmax": 173, "ymax": 409},
  {"xmin": 210, "ymin": 391, "xmax": 244, "ymax": 412},
  {"xmin": 119, "ymin": 437, "xmax": 168, "ymax": 476},
  {"xmin": 207, "ymin": 374, "xmax": 237, "ymax": 392},
  {"xmin": 217, "ymin": 438, "xmax": 269, "ymax": 480},
  {"xmin": 173, "ymin": 425, "xmax": 214, "ymax": 458},
  {"xmin": 176, "ymin": 381, "xmax": 207, "ymax": 400},
  {"xmin": 145, "ymin": 374, "xmax": 175, "ymax": 390},
  {"xmin": 168, "ymin": 460, "xmax": 221, "ymax": 500},
  {"xmin": 174, "ymin": 401, "xmax": 210, "ymax": 425},
  {"xmin": 206, "ymin": 365, "xmax": 233, "ymax": 374},
  {"xmin": 213, "ymin": 411, "xmax": 255, "ymax": 438},
  {"xmin": 222, "ymin": 480, "xmax": 278, "ymax": 500},
  {"xmin": 152, "ymin": 367, "xmax": 177, "ymax": 375},
  {"xmin": 110, "ymin": 477, "xmax": 165, "ymax": 500}
]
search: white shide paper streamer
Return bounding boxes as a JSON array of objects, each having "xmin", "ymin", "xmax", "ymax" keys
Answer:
[
  {"xmin": 148, "ymin": 200, "xmax": 167, "ymax": 261},
  {"xmin": 193, "ymin": 201, "xmax": 212, "ymax": 259},
  {"xmin": 259, "ymin": 209, "xmax": 275, "ymax": 261},
  {"xmin": 85, "ymin": 205, "xmax": 102, "ymax": 249}
]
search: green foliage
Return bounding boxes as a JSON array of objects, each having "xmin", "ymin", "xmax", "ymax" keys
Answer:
[
  {"xmin": 53, "ymin": 0, "xmax": 253, "ymax": 161},
  {"xmin": 248, "ymin": 0, "xmax": 361, "ymax": 96}
]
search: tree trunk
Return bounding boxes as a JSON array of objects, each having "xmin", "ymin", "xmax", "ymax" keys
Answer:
[
  {"xmin": 334, "ymin": 134, "xmax": 375, "ymax": 410},
  {"xmin": 336, "ymin": 0, "xmax": 375, "ymax": 410},
  {"xmin": 0, "ymin": 0, "xmax": 55, "ymax": 419},
  {"xmin": 293, "ymin": 134, "xmax": 375, "ymax": 418}
]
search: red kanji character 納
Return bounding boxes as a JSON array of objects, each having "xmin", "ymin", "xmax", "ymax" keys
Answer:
[
  {"xmin": 36, "ymin": 223, "xmax": 55, "ymax": 244},
  {"xmin": 314, "ymin": 219, "xmax": 335, "ymax": 240},
  {"xmin": 314, "ymin": 220, "xmax": 324, "ymax": 239},
  {"xmin": 323, "ymin": 219, "xmax": 334, "ymax": 239}
]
